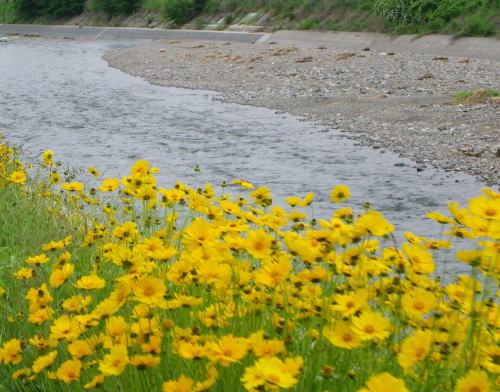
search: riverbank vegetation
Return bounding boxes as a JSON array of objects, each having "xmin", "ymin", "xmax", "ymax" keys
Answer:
[
  {"xmin": 0, "ymin": 129, "xmax": 499, "ymax": 392},
  {"xmin": 0, "ymin": 0, "xmax": 499, "ymax": 37}
]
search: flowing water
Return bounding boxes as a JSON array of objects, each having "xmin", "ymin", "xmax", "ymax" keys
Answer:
[{"xmin": 0, "ymin": 38, "xmax": 486, "ymax": 241}]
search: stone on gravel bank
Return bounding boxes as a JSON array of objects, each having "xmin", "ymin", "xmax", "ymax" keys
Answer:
[{"xmin": 104, "ymin": 39, "xmax": 500, "ymax": 186}]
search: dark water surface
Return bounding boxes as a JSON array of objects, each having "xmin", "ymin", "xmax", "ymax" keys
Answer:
[{"xmin": 0, "ymin": 38, "xmax": 485, "ymax": 238}]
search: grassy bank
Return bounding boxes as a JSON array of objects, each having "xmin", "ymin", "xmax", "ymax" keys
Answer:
[
  {"xmin": 0, "ymin": 130, "xmax": 499, "ymax": 392},
  {"xmin": 0, "ymin": 0, "xmax": 499, "ymax": 37}
]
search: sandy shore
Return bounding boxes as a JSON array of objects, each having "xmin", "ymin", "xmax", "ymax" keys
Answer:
[{"xmin": 104, "ymin": 38, "xmax": 500, "ymax": 186}]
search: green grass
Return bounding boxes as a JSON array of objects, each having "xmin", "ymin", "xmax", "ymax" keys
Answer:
[{"xmin": 453, "ymin": 89, "xmax": 500, "ymax": 104}]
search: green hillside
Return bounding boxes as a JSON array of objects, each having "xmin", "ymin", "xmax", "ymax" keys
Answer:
[{"xmin": 0, "ymin": 0, "xmax": 499, "ymax": 37}]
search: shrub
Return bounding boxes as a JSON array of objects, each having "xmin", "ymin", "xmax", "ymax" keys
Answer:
[
  {"xmin": 163, "ymin": 0, "xmax": 206, "ymax": 25},
  {"xmin": 91, "ymin": 0, "xmax": 141, "ymax": 16}
]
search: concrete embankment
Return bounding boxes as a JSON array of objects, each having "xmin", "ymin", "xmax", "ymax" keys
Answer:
[
  {"xmin": 0, "ymin": 24, "xmax": 264, "ymax": 43},
  {"xmin": 1, "ymin": 24, "xmax": 500, "ymax": 60}
]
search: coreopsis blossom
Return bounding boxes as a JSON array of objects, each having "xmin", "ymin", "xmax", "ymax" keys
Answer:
[
  {"xmin": 25, "ymin": 253, "xmax": 50, "ymax": 265},
  {"xmin": 42, "ymin": 150, "xmax": 56, "ymax": 165},
  {"xmin": 397, "ymin": 329, "xmax": 434, "ymax": 369},
  {"xmin": 401, "ymin": 288, "xmax": 437, "ymax": 318},
  {"xmin": 247, "ymin": 331, "xmax": 285, "ymax": 357},
  {"xmin": 68, "ymin": 340, "xmax": 94, "ymax": 359},
  {"xmin": 323, "ymin": 321, "xmax": 361, "ymax": 349},
  {"xmin": 61, "ymin": 182, "xmax": 84, "ymax": 192},
  {"xmin": 298, "ymin": 192, "xmax": 315, "ymax": 207},
  {"xmin": 49, "ymin": 263, "xmax": 74, "ymax": 287},
  {"xmin": 254, "ymin": 257, "xmax": 292, "ymax": 287},
  {"xmin": 402, "ymin": 242, "xmax": 435, "ymax": 275},
  {"xmin": 454, "ymin": 370, "xmax": 490, "ymax": 392},
  {"xmin": 56, "ymin": 359, "xmax": 81, "ymax": 384},
  {"xmin": 351, "ymin": 311, "xmax": 392, "ymax": 341},
  {"xmin": 330, "ymin": 185, "xmax": 350, "ymax": 203},
  {"xmin": 13, "ymin": 267, "xmax": 34, "ymax": 280},
  {"xmin": 207, "ymin": 335, "xmax": 248, "ymax": 366},
  {"xmin": 130, "ymin": 354, "xmax": 161, "ymax": 370},
  {"xmin": 249, "ymin": 187, "xmax": 272, "ymax": 207},
  {"xmin": 358, "ymin": 373, "xmax": 408, "ymax": 392},
  {"xmin": 245, "ymin": 229, "xmax": 275, "ymax": 259},
  {"xmin": 241, "ymin": 356, "xmax": 302, "ymax": 391},
  {"xmin": 133, "ymin": 277, "xmax": 167, "ymax": 305},
  {"xmin": 469, "ymin": 195, "xmax": 500, "ymax": 220},
  {"xmin": 356, "ymin": 210, "xmax": 394, "ymax": 237},
  {"xmin": 8, "ymin": 170, "xmax": 26, "ymax": 183},
  {"xmin": 74, "ymin": 274, "xmax": 106, "ymax": 290},
  {"xmin": 87, "ymin": 167, "xmax": 101, "ymax": 177},
  {"xmin": 331, "ymin": 289, "xmax": 369, "ymax": 318},
  {"xmin": 84, "ymin": 374, "xmax": 105, "ymax": 389},
  {"xmin": 98, "ymin": 178, "xmax": 120, "ymax": 192},
  {"xmin": 32, "ymin": 351, "xmax": 57, "ymax": 373},
  {"xmin": 99, "ymin": 345, "xmax": 129, "ymax": 376},
  {"xmin": 50, "ymin": 315, "xmax": 81, "ymax": 341},
  {"xmin": 0, "ymin": 338, "xmax": 22, "ymax": 365},
  {"xmin": 182, "ymin": 218, "xmax": 218, "ymax": 248},
  {"xmin": 49, "ymin": 172, "xmax": 60, "ymax": 184},
  {"xmin": 62, "ymin": 295, "xmax": 92, "ymax": 313},
  {"xmin": 162, "ymin": 375, "xmax": 194, "ymax": 392},
  {"xmin": 232, "ymin": 179, "xmax": 254, "ymax": 189}
]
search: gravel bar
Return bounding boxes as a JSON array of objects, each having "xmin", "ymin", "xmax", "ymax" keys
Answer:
[{"xmin": 104, "ymin": 39, "xmax": 500, "ymax": 187}]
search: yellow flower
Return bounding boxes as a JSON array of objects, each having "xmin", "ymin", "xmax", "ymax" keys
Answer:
[
  {"xmin": 358, "ymin": 373, "xmax": 408, "ymax": 392},
  {"xmin": 8, "ymin": 170, "xmax": 26, "ymax": 183},
  {"xmin": 351, "ymin": 311, "xmax": 392, "ymax": 341},
  {"xmin": 249, "ymin": 187, "xmax": 272, "ymax": 207},
  {"xmin": 49, "ymin": 263, "xmax": 74, "ymax": 287},
  {"xmin": 42, "ymin": 150, "xmax": 55, "ymax": 165},
  {"xmin": 232, "ymin": 179, "xmax": 254, "ymax": 189},
  {"xmin": 162, "ymin": 375, "xmax": 194, "ymax": 392},
  {"xmin": 106, "ymin": 315, "xmax": 128, "ymax": 338},
  {"xmin": 402, "ymin": 243, "xmax": 435, "ymax": 275},
  {"xmin": 13, "ymin": 267, "xmax": 34, "ymax": 280},
  {"xmin": 130, "ymin": 354, "xmax": 161, "ymax": 370},
  {"xmin": 285, "ymin": 196, "xmax": 301, "ymax": 207},
  {"xmin": 323, "ymin": 321, "xmax": 361, "ymax": 349},
  {"xmin": 397, "ymin": 330, "xmax": 433, "ymax": 369},
  {"xmin": 25, "ymin": 253, "xmax": 50, "ymax": 265},
  {"xmin": 98, "ymin": 178, "xmax": 120, "ymax": 192},
  {"xmin": 241, "ymin": 356, "xmax": 302, "ymax": 391},
  {"xmin": 133, "ymin": 277, "xmax": 167, "ymax": 305},
  {"xmin": 0, "ymin": 338, "xmax": 22, "ymax": 365},
  {"xmin": 32, "ymin": 351, "xmax": 58, "ymax": 373},
  {"xmin": 330, "ymin": 185, "xmax": 350, "ymax": 203},
  {"xmin": 74, "ymin": 274, "xmax": 106, "ymax": 290},
  {"xmin": 68, "ymin": 340, "xmax": 94, "ymax": 359},
  {"xmin": 401, "ymin": 288, "xmax": 437, "ymax": 318},
  {"xmin": 356, "ymin": 210, "xmax": 394, "ymax": 237},
  {"xmin": 49, "ymin": 172, "xmax": 60, "ymax": 184},
  {"xmin": 61, "ymin": 182, "xmax": 84, "ymax": 192},
  {"xmin": 87, "ymin": 167, "xmax": 101, "ymax": 177},
  {"xmin": 248, "ymin": 331, "xmax": 285, "ymax": 358},
  {"xmin": 50, "ymin": 315, "xmax": 81, "ymax": 341},
  {"xmin": 455, "ymin": 370, "xmax": 490, "ymax": 392},
  {"xmin": 298, "ymin": 192, "xmax": 315, "ymax": 207},
  {"xmin": 99, "ymin": 345, "xmax": 129, "ymax": 376},
  {"xmin": 245, "ymin": 229, "xmax": 275, "ymax": 259},
  {"xmin": 84, "ymin": 374, "xmax": 105, "ymax": 389},
  {"xmin": 56, "ymin": 359, "xmax": 81, "ymax": 384},
  {"xmin": 207, "ymin": 335, "xmax": 248, "ymax": 366},
  {"xmin": 469, "ymin": 195, "xmax": 500, "ymax": 220}
]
